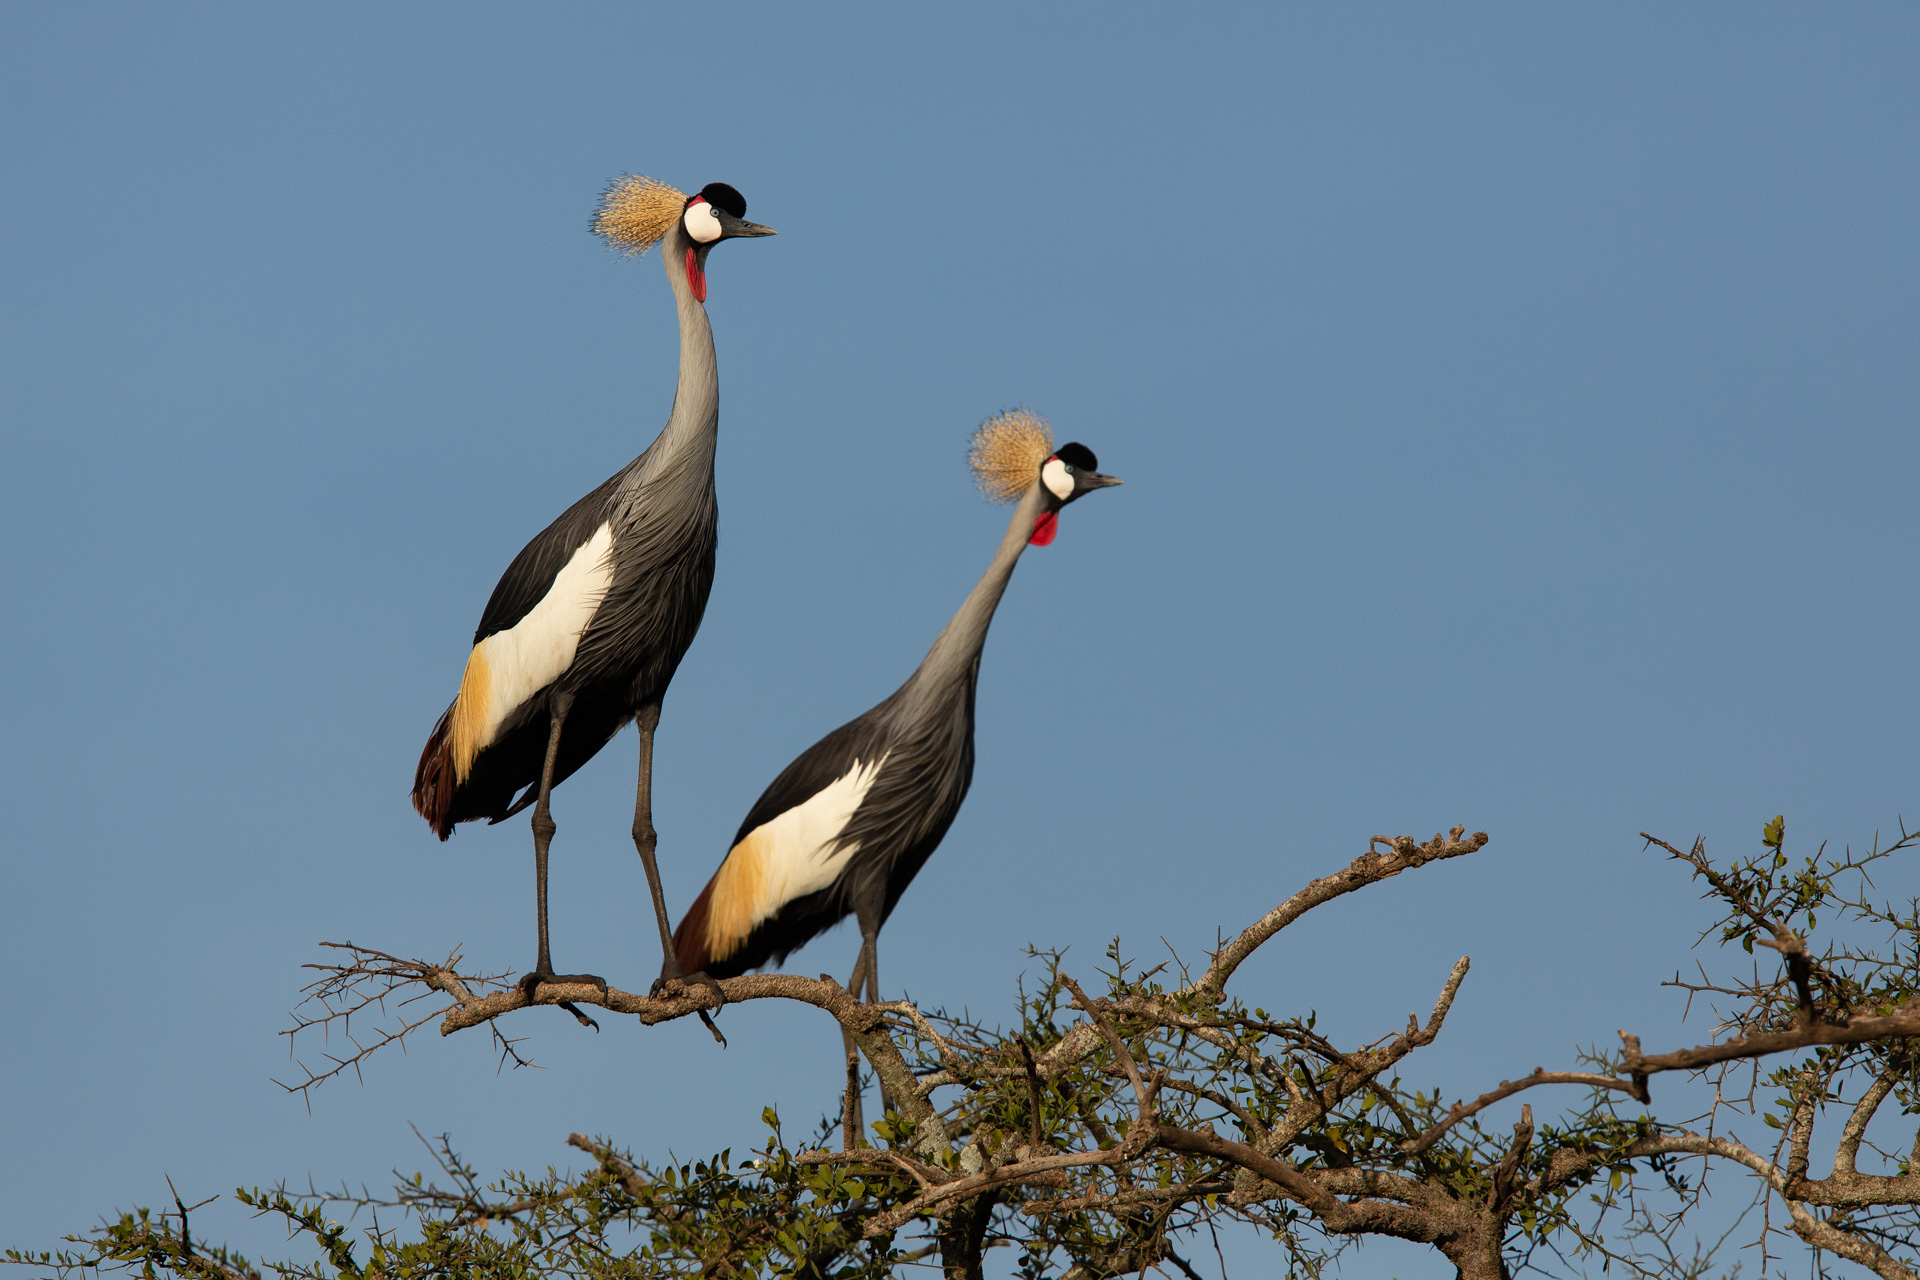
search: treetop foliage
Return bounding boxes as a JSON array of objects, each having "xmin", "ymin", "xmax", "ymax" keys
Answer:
[{"xmin": 11, "ymin": 817, "xmax": 1920, "ymax": 1280}]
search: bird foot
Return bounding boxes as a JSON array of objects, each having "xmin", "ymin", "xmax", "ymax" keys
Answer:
[
  {"xmin": 518, "ymin": 968, "xmax": 609, "ymax": 996},
  {"xmin": 649, "ymin": 970, "xmax": 727, "ymax": 1009},
  {"xmin": 517, "ymin": 970, "xmax": 608, "ymax": 1031}
]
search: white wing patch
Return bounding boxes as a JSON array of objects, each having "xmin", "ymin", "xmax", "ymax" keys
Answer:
[
  {"xmin": 704, "ymin": 753, "xmax": 890, "ymax": 957},
  {"xmin": 459, "ymin": 522, "xmax": 614, "ymax": 766},
  {"xmin": 757, "ymin": 753, "xmax": 889, "ymax": 906}
]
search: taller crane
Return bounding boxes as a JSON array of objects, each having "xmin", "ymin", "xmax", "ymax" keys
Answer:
[{"xmin": 413, "ymin": 176, "xmax": 774, "ymax": 998}]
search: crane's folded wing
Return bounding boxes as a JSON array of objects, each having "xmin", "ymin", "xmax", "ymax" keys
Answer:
[{"xmin": 450, "ymin": 517, "xmax": 615, "ymax": 782}]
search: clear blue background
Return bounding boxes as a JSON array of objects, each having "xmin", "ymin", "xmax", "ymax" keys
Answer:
[{"xmin": 2, "ymin": 6, "xmax": 1914, "ymax": 1276}]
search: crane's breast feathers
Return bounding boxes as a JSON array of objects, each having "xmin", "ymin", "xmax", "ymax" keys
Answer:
[
  {"xmin": 703, "ymin": 754, "xmax": 890, "ymax": 963},
  {"xmin": 450, "ymin": 522, "xmax": 615, "ymax": 781}
]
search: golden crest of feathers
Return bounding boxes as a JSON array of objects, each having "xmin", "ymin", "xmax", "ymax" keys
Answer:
[
  {"xmin": 592, "ymin": 174, "xmax": 687, "ymax": 256},
  {"xmin": 968, "ymin": 409, "xmax": 1055, "ymax": 503}
]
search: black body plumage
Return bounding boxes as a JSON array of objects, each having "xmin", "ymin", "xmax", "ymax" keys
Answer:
[
  {"xmin": 687, "ymin": 658, "xmax": 980, "ymax": 980},
  {"xmin": 432, "ymin": 449, "xmax": 718, "ymax": 832}
]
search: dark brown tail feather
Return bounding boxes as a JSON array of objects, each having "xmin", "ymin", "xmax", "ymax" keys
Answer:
[
  {"xmin": 674, "ymin": 879, "xmax": 715, "ymax": 977},
  {"xmin": 412, "ymin": 707, "xmax": 457, "ymax": 841}
]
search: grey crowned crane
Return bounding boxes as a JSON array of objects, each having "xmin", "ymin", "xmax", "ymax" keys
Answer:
[
  {"xmin": 670, "ymin": 411, "xmax": 1121, "ymax": 1008},
  {"xmin": 412, "ymin": 176, "xmax": 774, "ymax": 999}
]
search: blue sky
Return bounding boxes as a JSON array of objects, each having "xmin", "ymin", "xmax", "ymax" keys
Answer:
[{"xmin": 2, "ymin": 6, "xmax": 1914, "ymax": 1276}]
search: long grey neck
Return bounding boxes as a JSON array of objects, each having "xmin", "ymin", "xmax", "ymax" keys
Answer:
[
  {"xmin": 902, "ymin": 483, "xmax": 1048, "ymax": 707},
  {"xmin": 636, "ymin": 223, "xmax": 718, "ymax": 481}
]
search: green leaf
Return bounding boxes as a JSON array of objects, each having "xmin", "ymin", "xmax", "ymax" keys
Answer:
[{"xmin": 1763, "ymin": 815, "xmax": 1785, "ymax": 850}]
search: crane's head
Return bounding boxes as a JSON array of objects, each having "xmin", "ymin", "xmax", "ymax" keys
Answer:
[
  {"xmin": 592, "ymin": 175, "xmax": 776, "ymax": 303},
  {"xmin": 968, "ymin": 409, "xmax": 1122, "ymax": 546}
]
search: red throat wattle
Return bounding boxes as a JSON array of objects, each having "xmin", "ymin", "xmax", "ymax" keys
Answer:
[
  {"xmin": 685, "ymin": 247, "xmax": 707, "ymax": 303},
  {"xmin": 1029, "ymin": 511, "xmax": 1058, "ymax": 546}
]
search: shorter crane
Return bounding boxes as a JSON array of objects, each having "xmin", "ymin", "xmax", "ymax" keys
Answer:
[{"xmin": 670, "ymin": 411, "xmax": 1120, "ymax": 1094}]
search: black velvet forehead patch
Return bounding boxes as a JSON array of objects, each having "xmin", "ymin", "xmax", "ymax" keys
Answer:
[
  {"xmin": 1055, "ymin": 441, "xmax": 1098, "ymax": 471},
  {"xmin": 698, "ymin": 182, "xmax": 747, "ymax": 219}
]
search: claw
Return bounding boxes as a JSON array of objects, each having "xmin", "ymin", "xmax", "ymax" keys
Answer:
[
  {"xmin": 646, "ymin": 971, "xmax": 728, "ymax": 1047},
  {"xmin": 517, "ymin": 969, "xmax": 609, "ymax": 1030},
  {"xmin": 558, "ymin": 1001, "xmax": 601, "ymax": 1031}
]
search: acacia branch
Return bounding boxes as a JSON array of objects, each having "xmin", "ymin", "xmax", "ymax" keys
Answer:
[
  {"xmin": 1265, "ymin": 955, "xmax": 1470, "ymax": 1155},
  {"xmin": 1061, "ymin": 976, "xmax": 1152, "ymax": 1121},
  {"xmin": 1780, "ymin": 1205, "xmax": 1918, "ymax": 1280},
  {"xmin": 856, "ymin": 1147, "xmax": 1119, "ymax": 1236},
  {"xmin": 1194, "ymin": 826, "xmax": 1487, "ymax": 999},
  {"xmin": 1642, "ymin": 834, "xmax": 1804, "ymax": 952},
  {"xmin": 1534, "ymin": 1127, "xmax": 1920, "ymax": 1213},
  {"xmin": 274, "ymin": 943, "xmax": 510, "ymax": 1104},
  {"xmin": 1405, "ymin": 1070, "xmax": 1637, "ymax": 1154},
  {"xmin": 795, "ymin": 1146, "xmax": 951, "ymax": 1191},
  {"xmin": 291, "ymin": 948, "xmax": 949, "ymax": 1146},
  {"xmin": 1488, "ymin": 1105, "xmax": 1534, "ymax": 1212},
  {"xmin": 1641, "ymin": 832, "xmax": 1823, "ymax": 1017},
  {"xmin": 1417, "ymin": 1000, "xmax": 1920, "ymax": 1158},
  {"xmin": 1153, "ymin": 1123, "xmax": 1444, "ymax": 1243},
  {"xmin": 1786, "ymin": 1065, "xmax": 1819, "ymax": 1185},
  {"xmin": 1147, "ymin": 1074, "xmax": 1266, "ymax": 1143},
  {"xmin": 852, "ymin": 1115, "xmax": 1450, "ymax": 1245},
  {"xmin": 1619, "ymin": 1000, "xmax": 1920, "ymax": 1079},
  {"xmin": 1630, "ymin": 1133, "xmax": 1920, "ymax": 1277},
  {"xmin": 1839, "ymin": 1070, "xmax": 1901, "ymax": 1176},
  {"xmin": 565, "ymin": 1133, "xmax": 647, "ymax": 1199},
  {"xmin": 295, "ymin": 825, "xmax": 1484, "ymax": 1124},
  {"xmin": 1018, "ymin": 1038, "xmax": 1047, "ymax": 1150}
]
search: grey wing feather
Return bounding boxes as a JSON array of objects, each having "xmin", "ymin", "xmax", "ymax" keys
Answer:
[{"xmin": 732, "ymin": 708, "xmax": 896, "ymax": 845}]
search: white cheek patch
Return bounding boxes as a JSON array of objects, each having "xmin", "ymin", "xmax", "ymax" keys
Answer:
[
  {"xmin": 1041, "ymin": 457, "xmax": 1073, "ymax": 500},
  {"xmin": 683, "ymin": 202, "xmax": 723, "ymax": 244}
]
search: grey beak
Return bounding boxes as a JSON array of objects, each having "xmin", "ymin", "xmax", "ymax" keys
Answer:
[
  {"xmin": 1082, "ymin": 472, "xmax": 1123, "ymax": 490},
  {"xmin": 718, "ymin": 211, "xmax": 777, "ymax": 239}
]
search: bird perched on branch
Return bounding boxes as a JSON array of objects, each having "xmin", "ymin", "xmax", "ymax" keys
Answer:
[
  {"xmin": 671, "ymin": 410, "xmax": 1122, "ymax": 1007},
  {"xmin": 412, "ymin": 176, "xmax": 775, "ymax": 999}
]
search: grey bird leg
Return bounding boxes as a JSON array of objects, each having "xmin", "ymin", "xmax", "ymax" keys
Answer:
[
  {"xmin": 519, "ymin": 689, "xmax": 606, "ymax": 1027},
  {"xmin": 858, "ymin": 924, "xmax": 896, "ymax": 1119},
  {"xmin": 635, "ymin": 704, "xmax": 726, "ymax": 1015},
  {"xmin": 862, "ymin": 927, "xmax": 881, "ymax": 1003},
  {"xmin": 840, "ymin": 946, "xmax": 872, "ymax": 1146}
]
